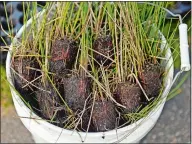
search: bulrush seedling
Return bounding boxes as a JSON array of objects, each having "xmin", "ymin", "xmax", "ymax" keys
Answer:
[
  {"xmin": 89, "ymin": 65, "xmax": 117, "ymax": 132},
  {"xmin": 89, "ymin": 4, "xmax": 118, "ymax": 132}
]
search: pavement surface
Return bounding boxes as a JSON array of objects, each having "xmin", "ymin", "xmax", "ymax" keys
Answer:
[
  {"xmin": 1, "ymin": 107, "xmax": 34, "ymax": 143},
  {"xmin": 1, "ymin": 74, "xmax": 191, "ymax": 143}
]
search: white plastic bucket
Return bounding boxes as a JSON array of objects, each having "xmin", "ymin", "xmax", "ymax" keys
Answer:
[{"xmin": 6, "ymin": 9, "xmax": 174, "ymax": 143}]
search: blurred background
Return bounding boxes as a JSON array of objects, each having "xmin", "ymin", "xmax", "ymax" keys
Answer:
[{"xmin": 0, "ymin": 1, "xmax": 191, "ymax": 143}]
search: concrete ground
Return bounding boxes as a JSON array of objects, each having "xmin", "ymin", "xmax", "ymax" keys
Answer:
[
  {"xmin": 1, "ymin": 107, "xmax": 34, "ymax": 143},
  {"xmin": 1, "ymin": 74, "xmax": 191, "ymax": 143}
]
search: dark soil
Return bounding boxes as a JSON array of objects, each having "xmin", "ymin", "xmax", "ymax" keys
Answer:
[
  {"xmin": 53, "ymin": 74, "xmax": 66, "ymax": 97},
  {"xmin": 49, "ymin": 37, "xmax": 78, "ymax": 74},
  {"xmin": 116, "ymin": 81, "xmax": 142, "ymax": 113},
  {"xmin": 139, "ymin": 62, "xmax": 162, "ymax": 98},
  {"xmin": 93, "ymin": 35, "xmax": 114, "ymax": 66},
  {"xmin": 11, "ymin": 57, "xmax": 40, "ymax": 92},
  {"xmin": 63, "ymin": 75, "xmax": 91, "ymax": 112},
  {"xmin": 92, "ymin": 99, "xmax": 116, "ymax": 132},
  {"xmin": 11, "ymin": 57, "xmax": 41, "ymax": 116},
  {"xmin": 35, "ymin": 80, "xmax": 66, "ymax": 127},
  {"xmin": 78, "ymin": 109, "xmax": 92, "ymax": 132}
]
